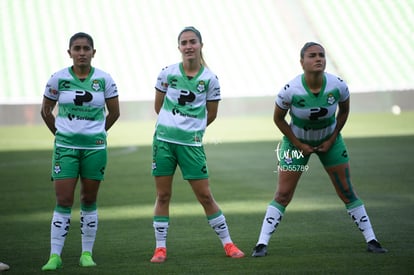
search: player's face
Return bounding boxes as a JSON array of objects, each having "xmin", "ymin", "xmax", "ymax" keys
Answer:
[
  {"xmin": 301, "ymin": 45, "xmax": 326, "ymax": 73},
  {"xmin": 68, "ymin": 38, "xmax": 95, "ymax": 68},
  {"xmin": 178, "ymin": 31, "xmax": 202, "ymax": 62}
]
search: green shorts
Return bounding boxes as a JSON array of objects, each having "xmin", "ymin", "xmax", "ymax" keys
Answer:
[
  {"xmin": 152, "ymin": 138, "xmax": 209, "ymax": 180},
  {"xmin": 51, "ymin": 145, "xmax": 107, "ymax": 180},
  {"xmin": 277, "ymin": 134, "xmax": 349, "ymax": 171}
]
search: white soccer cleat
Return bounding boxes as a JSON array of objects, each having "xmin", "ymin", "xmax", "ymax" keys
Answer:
[{"xmin": 0, "ymin": 262, "xmax": 10, "ymax": 271}]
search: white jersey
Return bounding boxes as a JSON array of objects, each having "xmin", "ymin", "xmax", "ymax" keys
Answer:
[
  {"xmin": 43, "ymin": 67, "xmax": 118, "ymax": 149},
  {"xmin": 276, "ymin": 72, "xmax": 349, "ymax": 142},
  {"xmin": 154, "ymin": 63, "xmax": 221, "ymax": 146}
]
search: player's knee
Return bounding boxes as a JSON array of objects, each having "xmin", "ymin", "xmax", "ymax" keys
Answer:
[
  {"xmin": 56, "ymin": 196, "xmax": 74, "ymax": 208},
  {"xmin": 197, "ymin": 193, "xmax": 215, "ymax": 206},
  {"xmin": 274, "ymin": 192, "xmax": 292, "ymax": 206},
  {"xmin": 156, "ymin": 192, "xmax": 172, "ymax": 204}
]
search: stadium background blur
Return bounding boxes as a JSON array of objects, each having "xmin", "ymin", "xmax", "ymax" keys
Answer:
[{"xmin": 0, "ymin": 0, "xmax": 413, "ymax": 125}]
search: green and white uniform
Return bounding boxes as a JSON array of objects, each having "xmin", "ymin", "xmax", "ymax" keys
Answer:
[
  {"xmin": 276, "ymin": 72, "xmax": 349, "ymax": 144},
  {"xmin": 152, "ymin": 65, "xmax": 237, "ymax": 252},
  {"xmin": 42, "ymin": 66, "xmax": 117, "ymax": 261},
  {"xmin": 44, "ymin": 66, "xmax": 118, "ymax": 180},
  {"xmin": 154, "ymin": 63, "xmax": 221, "ymax": 146},
  {"xmin": 152, "ymin": 63, "xmax": 220, "ymax": 179},
  {"xmin": 275, "ymin": 73, "xmax": 350, "ymax": 168},
  {"xmin": 43, "ymin": 66, "xmax": 118, "ymax": 150},
  {"xmin": 258, "ymin": 73, "xmax": 379, "ymax": 247}
]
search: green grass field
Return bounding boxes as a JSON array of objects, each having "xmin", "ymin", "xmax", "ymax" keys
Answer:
[{"xmin": 1, "ymin": 112, "xmax": 414, "ymax": 274}]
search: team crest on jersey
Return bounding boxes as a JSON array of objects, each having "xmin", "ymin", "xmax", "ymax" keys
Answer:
[
  {"xmin": 327, "ymin": 93, "xmax": 335, "ymax": 105},
  {"xmin": 54, "ymin": 162, "xmax": 61, "ymax": 174},
  {"xmin": 91, "ymin": 79, "xmax": 102, "ymax": 91},
  {"xmin": 197, "ymin": 81, "xmax": 205, "ymax": 92}
]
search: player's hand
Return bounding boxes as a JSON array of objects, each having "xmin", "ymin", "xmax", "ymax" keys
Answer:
[
  {"xmin": 314, "ymin": 139, "xmax": 333, "ymax": 153},
  {"xmin": 299, "ymin": 143, "xmax": 315, "ymax": 156}
]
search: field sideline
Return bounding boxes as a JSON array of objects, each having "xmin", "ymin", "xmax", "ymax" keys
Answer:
[
  {"xmin": 0, "ymin": 112, "xmax": 413, "ymax": 274},
  {"xmin": 0, "ymin": 112, "xmax": 413, "ymax": 151}
]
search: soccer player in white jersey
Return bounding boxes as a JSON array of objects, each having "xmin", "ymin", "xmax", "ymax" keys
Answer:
[
  {"xmin": 40, "ymin": 32, "xmax": 120, "ymax": 270},
  {"xmin": 150, "ymin": 26, "xmax": 244, "ymax": 263},
  {"xmin": 252, "ymin": 42, "xmax": 387, "ymax": 257}
]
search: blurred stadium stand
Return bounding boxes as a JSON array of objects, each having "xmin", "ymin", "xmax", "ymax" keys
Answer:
[
  {"xmin": 300, "ymin": 0, "xmax": 413, "ymax": 92},
  {"xmin": 0, "ymin": 0, "xmax": 412, "ymax": 125}
]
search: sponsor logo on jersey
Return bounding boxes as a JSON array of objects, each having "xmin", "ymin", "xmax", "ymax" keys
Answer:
[
  {"xmin": 67, "ymin": 113, "xmax": 96, "ymax": 121},
  {"xmin": 172, "ymin": 107, "xmax": 197, "ymax": 118}
]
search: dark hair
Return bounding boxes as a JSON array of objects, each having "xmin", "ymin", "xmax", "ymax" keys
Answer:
[
  {"xmin": 177, "ymin": 26, "xmax": 202, "ymax": 43},
  {"xmin": 69, "ymin": 32, "xmax": 94, "ymax": 49},
  {"xmin": 300, "ymin": 42, "xmax": 324, "ymax": 59}
]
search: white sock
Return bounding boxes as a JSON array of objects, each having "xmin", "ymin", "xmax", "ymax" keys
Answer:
[
  {"xmin": 153, "ymin": 221, "xmax": 169, "ymax": 248},
  {"xmin": 347, "ymin": 204, "xmax": 376, "ymax": 242},
  {"xmin": 257, "ymin": 205, "xmax": 284, "ymax": 245},
  {"xmin": 50, "ymin": 211, "xmax": 71, "ymax": 256},
  {"xmin": 81, "ymin": 210, "xmax": 98, "ymax": 253},
  {"xmin": 208, "ymin": 214, "xmax": 232, "ymax": 245}
]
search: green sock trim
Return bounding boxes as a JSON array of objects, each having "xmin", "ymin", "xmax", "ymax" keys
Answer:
[
  {"xmin": 54, "ymin": 205, "xmax": 71, "ymax": 214},
  {"xmin": 270, "ymin": 200, "xmax": 286, "ymax": 214},
  {"xmin": 345, "ymin": 198, "xmax": 364, "ymax": 210},
  {"xmin": 81, "ymin": 202, "xmax": 97, "ymax": 212},
  {"xmin": 207, "ymin": 210, "xmax": 223, "ymax": 220},
  {"xmin": 153, "ymin": 216, "xmax": 169, "ymax": 222}
]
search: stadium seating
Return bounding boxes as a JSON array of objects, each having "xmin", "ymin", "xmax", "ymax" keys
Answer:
[{"xmin": 0, "ymin": 0, "xmax": 412, "ymax": 105}]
